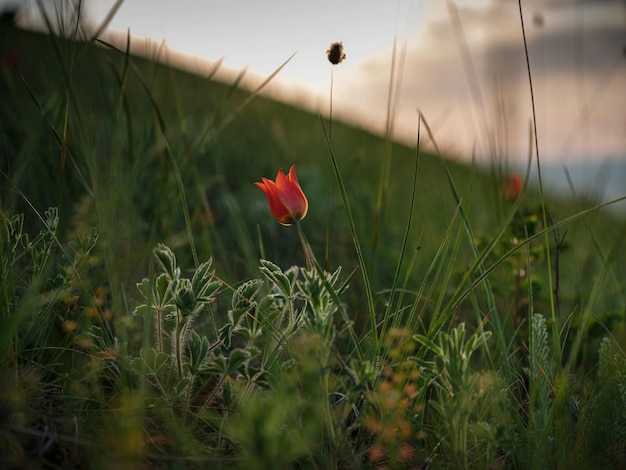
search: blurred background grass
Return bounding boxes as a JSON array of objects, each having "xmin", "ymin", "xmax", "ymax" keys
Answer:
[{"xmin": 1, "ymin": 24, "xmax": 624, "ymax": 345}]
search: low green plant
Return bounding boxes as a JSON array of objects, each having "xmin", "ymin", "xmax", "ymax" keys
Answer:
[
  {"xmin": 416, "ymin": 323, "xmax": 504, "ymax": 468},
  {"xmin": 127, "ymin": 242, "xmax": 378, "ymax": 466},
  {"xmin": 582, "ymin": 337, "xmax": 626, "ymax": 467},
  {"xmin": 132, "ymin": 243, "xmax": 221, "ymax": 422}
]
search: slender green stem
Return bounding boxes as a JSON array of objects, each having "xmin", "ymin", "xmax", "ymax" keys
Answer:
[
  {"xmin": 183, "ymin": 373, "xmax": 195, "ymax": 420},
  {"xmin": 295, "ymin": 221, "xmax": 314, "ymax": 271},
  {"xmin": 320, "ymin": 116, "xmax": 378, "ymax": 352},
  {"xmin": 372, "ymin": 33, "xmax": 399, "ymax": 254},
  {"xmin": 167, "ymin": 150, "xmax": 199, "ymax": 267},
  {"xmin": 190, "ymin": 374, "xmax": 227, "ymax": 429},
  {"xmin": 322, "ymin": 370, "xmax": 337, "ymax": 458},
  {"xmin": 518, "ymin": 0, "xmax": 559, "ymax": 362},
  {"xmin": 175, "ymin": 312, "xmax": 183, "ymax": 380},
  {"xmin": 325, "ymin": 66, "xmax": 334, "ymax": 271},
  {"xmin": 380, "ymin": 114, "xmax": 420, "ymax": 342},
  {"xmin": 328, "ymin": 65, "xmax": 334, "ymax": 140},
  {"xmin": 156, "ymin": 307, "xmax": 163, "ymax": 354}
]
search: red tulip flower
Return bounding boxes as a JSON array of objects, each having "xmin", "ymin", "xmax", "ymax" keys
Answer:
[{"xmin": 255, "ymin": 165, "xmax": 309, "ymax": 226}]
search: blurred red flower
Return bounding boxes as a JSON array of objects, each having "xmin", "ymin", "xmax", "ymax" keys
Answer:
[{"xmin": 501, "ymin": 173, "xmax": 522, "ymax": 200}]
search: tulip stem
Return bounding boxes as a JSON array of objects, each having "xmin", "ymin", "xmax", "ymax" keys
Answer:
[{"xmin": 295, "ymin": 221, "xmax": 314, "ymax": 271}]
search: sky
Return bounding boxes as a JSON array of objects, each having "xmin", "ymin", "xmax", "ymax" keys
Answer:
[{"xmin": 6, "ymin": 0, "xmax": 626, "ymax": 171}]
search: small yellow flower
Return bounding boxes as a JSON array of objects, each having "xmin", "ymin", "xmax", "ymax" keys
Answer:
[
  {"xmin": 84, "ymin": 306, "xmax": 98, "ymax": 319},
  {"xmin": 63, "ymin": 320, "xmax": 78, "ymax": 333}
]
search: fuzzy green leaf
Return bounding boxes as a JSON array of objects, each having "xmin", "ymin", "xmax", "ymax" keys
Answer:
[{"xmin": 154, "ymin": 243, "xmax": 177, "ymax": 280}]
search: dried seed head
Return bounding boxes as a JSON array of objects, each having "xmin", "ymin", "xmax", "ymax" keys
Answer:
[{"xmin": 326, "ymin": 41, "xmax": 346, "ymax": 65}]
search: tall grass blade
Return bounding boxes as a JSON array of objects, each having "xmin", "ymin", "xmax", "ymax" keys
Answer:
[
  {"xmin": 213, "ymin": 52, "xmax": 297, "ymax": 138},
  {"xmin": 380, "ymin": 115, "xmax": 421, "ymax": 343},
  {"xmin": 90, "ymin": 0, "xmax": 126, "ymax": 41},
  {"xmin": 517, "ymin": 0, "xmax": 559, "ymax": 362},
  {"xmin": 320, "ymin": 117, "xmax": 378, "ymax": 352}
]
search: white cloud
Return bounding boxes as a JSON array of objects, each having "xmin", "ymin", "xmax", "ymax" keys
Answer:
[
  {"xmin": 10, "ymin": 0, "xmax": 622, "ymax": 164},
  {"xmin": 325, "ymin": 0, "xmax": 625, "ymax": 164}
]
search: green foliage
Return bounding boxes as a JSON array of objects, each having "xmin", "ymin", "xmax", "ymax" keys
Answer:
[
  {"xmin": 1, "ymin": 22, "xmax": 625, "ymax": 469},
  {"xmin": 528, "ymin": 313, "xmax": 552, "ymax": 467},
  {"xmin": 416, "ymin": 324, "xmax": 504, "ymax": 467},
  {"xmin": 133, "ymin": 244, "xmax": 223, "ymax": 428},
  {"xmin": 127, "ymin": 243, "xmax": 373, "ymax": 466},
  {"xmin": 582, "ymin": 337, "xmax": 626, "ymax": 467},
  {"xmin": 0, "ymin": 205, "xmax": 102, "ymax": 368},
  {"xmin": 362, "ymin": 328, "xmax": 424, "ymax": 467}
]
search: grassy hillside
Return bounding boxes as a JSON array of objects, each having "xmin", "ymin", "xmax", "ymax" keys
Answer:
[
  {"xmin": 2, "ymin": 24, "xmax": 626, "ymax": 468},
  {"xmin": 0, "ymin": 27, "xmax": 474, "ymax": 303},
  {"xmin": 2, "ymin": 24, "xmax": 613, "ymax": 294},
  {"xmin": 3, "ymin": 27, "xmax": 622, "ymax": 313}
]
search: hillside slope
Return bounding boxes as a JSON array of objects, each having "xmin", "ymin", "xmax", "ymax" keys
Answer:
[{"xmin": 1, "ymin": 26, "xmax": 624, "ymax": 322}]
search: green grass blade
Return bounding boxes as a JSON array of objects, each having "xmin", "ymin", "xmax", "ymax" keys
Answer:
[
  {"xmin": 320, "ymin": 116, "xmax": 378, "ymax": 352},
  {"xmin": 380, "ymin": 116, "xmax": 421, "ymax": 343}
]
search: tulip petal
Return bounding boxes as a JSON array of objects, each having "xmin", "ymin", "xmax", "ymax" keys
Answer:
[
  {"xmin": 255, "ymin": 165, "xmax": 308, "ymax": 226},
  {"xmin": 276, "ymin": 167, "xmax": 308, "ymax": 222},
  {"xmin": 255, "ymin": 178, "xmax": 293, "ymax": 225}
]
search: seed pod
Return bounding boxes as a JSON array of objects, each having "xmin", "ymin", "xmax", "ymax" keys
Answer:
[{"xmin": 326, "ymin": 41, "xmax": 346, "ymax": 65}]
